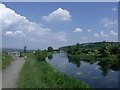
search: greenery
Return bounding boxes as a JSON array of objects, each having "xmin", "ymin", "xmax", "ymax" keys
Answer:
[
  {"xmin": 48, "ymin": 46, "xmax": 54, "ymax": 52},
  {"xmin": 47, "ymin": 52, "xmax": 53, "ymax": 59},
  {"xmin": 0, "ymin": 52, "xmax": 2, "ymax": 69},
  {"xmin": 2, "ymin": 52, "xmax": 13, "ymax": 69},
  {"xmin": 34, "ymin": 49, "xmax": 47, "ymax": 61},
  {"xmin": 17, "ymin": 52, "xmax": 90, "ymax": 88},
  {"xmin": 2, "ymin": 41, "xmax": 119, "ymax": 88},
  {"xmin": 58, "ymin": 41, "xmax": 119, "ymax": 58},
  {"xmin": 58, "ymin": 41, "xmax": 120, "ymax": 76}
]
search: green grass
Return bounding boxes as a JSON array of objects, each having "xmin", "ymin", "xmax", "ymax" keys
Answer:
[
  {"xmin": 2, "ymin": 53, "xmax": 13, "ymax": 69},
  {"xmin": 0, "ymin": 52, "xmax": 2, "ymax": 69},
  {"xmin": 17, "ymin": 53, "xmax": 90, "ymax": 88}
]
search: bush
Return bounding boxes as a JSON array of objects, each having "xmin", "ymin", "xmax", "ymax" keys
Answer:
[
  {"xmin": 48, "ymin": 46, "xmax": 54, "ymax": 52},
  {"xmin": 35, "ymin": 49, "xmax": 47, "ymax": 61}
]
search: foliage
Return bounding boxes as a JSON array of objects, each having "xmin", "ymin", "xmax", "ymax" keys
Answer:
[
  {"xmin": 2, "ymin": 52, "xmax": 13, "ymax": 69},
  {"xmin": 47, "ymin": 52, "xmax": 53, "ymax": 59},
  {"xmin": 110, "ymin": 44, "xmax": 120, "ymax": 54},
  {"xmin": 0, "ymin": 52, "xmax": 2, "ymax": 69},
  {"xmin": 99, "ymin": 42, "xmax": 111, "ymax": 57},
  {"xmin": 35, "ymin": 49, "xmax": 47, "ymax": 61},
  {"xmin": 64, "ymin": 41, "xmax": 120, "ymax": 76},
  {"xmin": 48, "ymin": 46, "xmax": 54, "ymax": 52},
  {"xmin": 67, "ymin": 43, "xmax": 81, "ymax": 55}
]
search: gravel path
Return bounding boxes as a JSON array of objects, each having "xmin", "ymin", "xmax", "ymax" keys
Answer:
[{"xmin": 2, "ymin": 57, "xmax": 25, "ymax": 88}]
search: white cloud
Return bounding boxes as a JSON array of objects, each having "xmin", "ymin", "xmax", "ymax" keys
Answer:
[
  {"xmin": 112, "ymin": 7, "xmax": 117, "ymax": 12},
  {"xmin": 55, "ymin": 32, "xmax": 67, "ymax": 42},
  {"xmin": 87, "ymin": 29, "xmax": 91, "ymax": 32},
  {"xmin": 101, "ymin": 18, "xmax": 117, "ymax": 28},
  {"xmin": 73, "ymin": 28, "xmax": 83, "ymax": 32},
  {"xmin": 5, "ymin": 31, "xmax": 13, "ymax": 36},
  {"xmin": 1, "ymin": 4, "xmax": 67, "ymax": 49},
  {"xmin": 5, "ymin": 30, "xmax": 25, "ymax": 37},
  {"xmin": 94, "ymin": 31, "xmax": 108, "ymax": 38},
  {"xmin": 110, "ymin": 30, "xmax": 118, "ymax": 36},
  {"xmin": 42, "ymin": 8, "xmax": 71, "ymax": 22},
  {"xmin": 94, "ymin": 33, "xmax": 99, "ymax": 37}
]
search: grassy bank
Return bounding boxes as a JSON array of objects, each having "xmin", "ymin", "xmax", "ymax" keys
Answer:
[
  {"xmin": 2, "ymin": 53, "xmax": 13, "ymax": 69},
  {"xmin": 0, "ymin": 52, "xmax": 2, "ymax": 69},
  {"xmin": 17, "ymin": 53, "xmax": 90, "ymax": 88}
]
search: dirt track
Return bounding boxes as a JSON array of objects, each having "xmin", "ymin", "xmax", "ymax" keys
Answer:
[{"xmin": 2, "ymin": 57, "xmax": 25, "ymax": 88}]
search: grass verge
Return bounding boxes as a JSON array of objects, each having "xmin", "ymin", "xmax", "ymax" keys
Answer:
[
  {"xmin": 0, "ymin": 52, "xmax": 2, "ymax": 69},
  {"xmin": 2, "ymin": 53, "xmax": 13, "ymax": 69},
  {"xmin": 17, "ymin": 53, "xmax": 90, "ymax": 88}
]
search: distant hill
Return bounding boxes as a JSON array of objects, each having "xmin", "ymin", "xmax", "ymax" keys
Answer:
[
  {"xmin": 80, "ymin": 41, "xmax": 119, "ymax": 49},
  {"xmin": 58, "ymin": 41, "xmax": 120, "ymax": 52}
]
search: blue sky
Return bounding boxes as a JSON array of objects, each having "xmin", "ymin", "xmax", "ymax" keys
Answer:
[{"xmin": 1, "ymin": 2, "xmax": 118, "ymax": 49}]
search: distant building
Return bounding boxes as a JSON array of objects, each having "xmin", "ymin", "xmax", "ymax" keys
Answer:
[{"xmin": 8, "ymin": 51, "xmax": 20, "ymax": 56}]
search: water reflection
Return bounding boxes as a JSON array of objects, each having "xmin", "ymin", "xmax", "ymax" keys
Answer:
[
  {"xmin": 46, "ymin": 53, "xmax": 119, "ymax": 88},
  {"xmin": 68, "ymin": 55, "xmax": 81, "ymax": 67},
  {"xmin": 67, "ymin": 55, "xmax": 119, "ymax": 77},
  {"xmin": 48, "ymin": 54, "xmax": 53, "ymax": 60}
]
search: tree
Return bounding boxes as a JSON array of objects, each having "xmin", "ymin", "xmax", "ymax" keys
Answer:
[
  {"xmin": 35, "ymin": 49, "xmax": 46, "ymax": 61},
  {"xmin": 67, "ymin": 43, "xmax": 81, "ymax": 55},
  {"xmin": 24, "ymin": 46, "xmax": 27, "ymax": 53},
  {"xmin": 48, "ymin": 46, "xmax": 53, "ymax": 52},
  {"xmin": 110, "ymin": 44, "xmax": 120, "ymax": 55},
  {"xmin": 99, "ymin": 42, "xmax": 110, "ymax": 57}
]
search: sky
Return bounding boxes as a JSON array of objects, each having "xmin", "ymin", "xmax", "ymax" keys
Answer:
[{"xmin": 1, "ymin": 2, "xmax": 118, "ymax": 49}]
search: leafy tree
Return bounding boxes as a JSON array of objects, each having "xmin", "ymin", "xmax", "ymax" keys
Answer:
[
  {"xmin": 35, "ymin": 49, "xmax": 46, "ymax": 61},
  {"xmin": 24, "ymin": 46, "xmax": 27, "ymax": 53},
  {"xmin": 48, "ymin": 46, "xmax": 54, "ymax": 52},
  {"xmin": 67, "ymin": 43, "xmax": 81, "ymax": 55},
  {"xmin": 110, "ymin": 44, "xmax": 120, "ymax": 55},
  {"xmin": 99, "ymin": 42, "xmax": 110, "ymax": 57}
]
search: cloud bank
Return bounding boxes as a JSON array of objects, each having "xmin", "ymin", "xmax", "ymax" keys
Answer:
[
  {"xmin": 1, "ymin": 4, "xmax": 67, "ymax": 49},
  {"xmin": 42, "ymin": 8, "xmax": 72, "ymax": 22}
]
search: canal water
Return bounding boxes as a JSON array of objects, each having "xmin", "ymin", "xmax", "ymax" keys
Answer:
[{"xmin": 46, "ymin": 53, "xmax": 119, "ymax": 88}]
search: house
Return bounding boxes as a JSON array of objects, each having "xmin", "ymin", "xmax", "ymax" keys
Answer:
[{"xmin": 8, "ymin": 51, "xmax": 20, "ymax": 56}]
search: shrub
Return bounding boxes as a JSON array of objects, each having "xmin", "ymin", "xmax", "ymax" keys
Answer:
[{"xmin": 35, "ymin": 49, "xmax": 47, "ymax": 61}]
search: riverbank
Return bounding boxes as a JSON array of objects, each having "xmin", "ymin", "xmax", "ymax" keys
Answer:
[
  {"xmin": 2, "ymin": 53, "xmax": 13, "ymax": 69},
  {"xmin": 0, "ymin": 53, "xmax": 1, "ymax": 69},
  {"xmin": 17, "ymin": 53, "xmax": 90, "ymax": 88}
]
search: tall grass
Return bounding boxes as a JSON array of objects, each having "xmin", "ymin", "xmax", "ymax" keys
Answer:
[
  {"xmin": 0, "ymin": 52, "xmax": 2, "ymax": 69},
  {"xmin": 17, "ymin": 53, "xmax": 90, "ymax": 88},
  {"xmin": 2, "ymin": 53, "xmax": 13, "ymax": 69}
]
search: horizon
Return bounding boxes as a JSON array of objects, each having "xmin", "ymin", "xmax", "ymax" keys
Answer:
[
  {"xmin": 1, "ymin": 2, "xmax": 118, "ymax": 49},
  {"xmin": 2, "ymin": 41, "xmax": 119, "ymax": 50}
]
